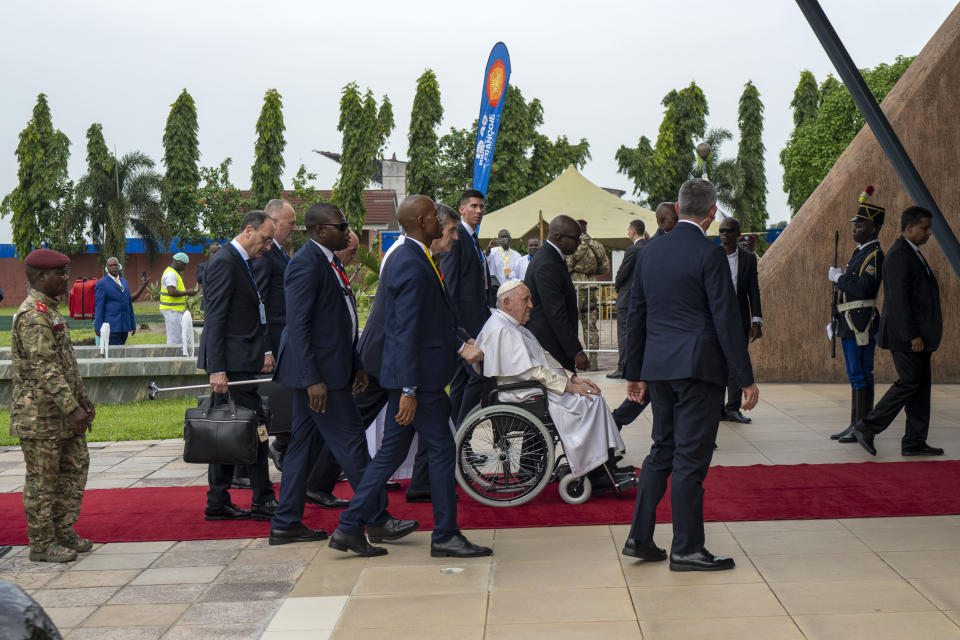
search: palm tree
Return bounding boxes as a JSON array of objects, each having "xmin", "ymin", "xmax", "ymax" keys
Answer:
[{"xmin": 77, "ymin": 151, "xmax": 168, "ymax": 264}]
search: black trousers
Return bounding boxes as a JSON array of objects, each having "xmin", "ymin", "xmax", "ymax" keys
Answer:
[
  {"xmin": 863, "ymin": 350, "xmax": 932, "ymax": 448},
  {"xmin": 615, "ymin": 299, "xmax": 629, "ymax": 372},
  {"xmin": 722, "ymin": 332, "xmax": 750, "ymax": 413},
  {"xmin": 207, "ymin": 372, "xmax": 275, "ymax": 508},
  {"xmin": 629, "ymin": 379, "xmax": 722, "ymax": 555},
  {"xmin": 449, "ymin": 360, "xmax": 487, "ymax": 426}
]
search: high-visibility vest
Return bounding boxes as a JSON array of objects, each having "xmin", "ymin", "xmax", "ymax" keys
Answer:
[{"xmin": 158, "ymin": 267, "xmax": 187, "ymax": 312}]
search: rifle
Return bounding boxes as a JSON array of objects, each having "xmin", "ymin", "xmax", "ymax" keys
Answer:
[{"xmin": 830, "ymin": 230, "xmax": 840, "ymax": 359}]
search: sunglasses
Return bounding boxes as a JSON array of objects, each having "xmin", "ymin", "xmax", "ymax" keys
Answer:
[{"xmin": 317, "ymin": 222, "xmax": 350, "ymax": 232}]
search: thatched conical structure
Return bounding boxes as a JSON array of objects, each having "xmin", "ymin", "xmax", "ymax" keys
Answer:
[{"xmin": 755, "ymin": 5, "xmax": 960, "ymax": 383}]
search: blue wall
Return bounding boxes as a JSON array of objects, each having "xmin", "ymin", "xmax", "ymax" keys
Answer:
[{"xmin": 0, "ymin": 238, "xmax": 210, "ymax": 259}]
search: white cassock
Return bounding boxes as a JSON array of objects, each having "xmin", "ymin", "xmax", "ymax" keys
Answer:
[
  {"xmin": 487, "ymin": 247, "xmax": 524, "ymax": 285},
  {"xmin": 514, "ymin": 254, "xmax": 531, "ymax": 281},
  {"xmin": 473, "ymin": 309, "xmax": 624, "ymax": 478}
]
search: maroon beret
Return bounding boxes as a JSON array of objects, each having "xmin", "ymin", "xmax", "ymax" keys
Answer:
[{"xmin": 24, "ymin": 248, "xmax": 71, "ymax": 269}]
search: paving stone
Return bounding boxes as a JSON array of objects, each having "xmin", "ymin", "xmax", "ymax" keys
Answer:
[
  {"xmin": 44, "ymin": 606, "xmax": 96, "ymax": 628},
  {"xmin": 66, "ymin": 627, "xmax": 165, "ymax": 640},
  {"xmin": 170, "ymin": 539, "xmax": 252, "ymax": 552},
  {"xmin": 200, "ymin": 581, "xmax": 294, "ymax": 602},
  {"xmin": 215, "ymin": 563, "xmax": 305, "ymax": 584},
  {"xmin": 162, "ymin": 623, "xmax": 266, "ymax": 640},
  {"xmin": 0, "ymin": 571, "xmax": 56, "ymax": 589},
  {"xmin": 131, "ymin": 566, "xmax": 224, "ymax": 585},
  {"xmin": 179, "ymin": 599, "xmax": 283, "ymax": 625},
  {"xmin": 152, "ymin": 550, "xmax": 239, "ymax": 568},
  {"xmin": 45, "ymin": 569, "xmax": 141, "ymax": 588},
  {"xmin": 81, "ymin": 602, "xmax": 188, "ymax": 627},
  {"xmin": 93, "ymin": 542, "xmax": 174, "ymax": 555},
  {"xmin": 31, "ymin": 586, "xmax": 119, "ymax": 607},
  {"xmin": 72, "ymin": 553, "xmax": 161, "ymax": 571},
  {"xmin": 109, "ymin": 583, "xmax": 209, "ymax": 604}
]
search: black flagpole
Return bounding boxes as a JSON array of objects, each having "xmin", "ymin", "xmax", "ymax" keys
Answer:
[{"xmin": 795, "ymin": 0, "xmax": 960, "ymax": 280}]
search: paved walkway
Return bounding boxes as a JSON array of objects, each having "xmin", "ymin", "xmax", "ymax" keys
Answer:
[{"xmin": 1, "ymin": 382, "xmax": 959, "ymax": 638}]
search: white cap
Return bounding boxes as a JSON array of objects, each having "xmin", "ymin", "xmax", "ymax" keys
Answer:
[{"xmin": 496, "ymin": 279, "xmax": 525, "ymax": 299}]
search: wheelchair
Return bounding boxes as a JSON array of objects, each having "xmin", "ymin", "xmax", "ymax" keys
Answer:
[{"xmin": 454, "ymin": 379, "xmax": 638, "ymax": 507}]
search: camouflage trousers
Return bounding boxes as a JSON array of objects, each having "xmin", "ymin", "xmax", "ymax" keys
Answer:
[
  {"xmin": 20, "ymin": 435, "xmax": 89, "ymax": 551},
  {"xmin": 577, "ymin": 287, "xmax": 601, "ymax": 370}
]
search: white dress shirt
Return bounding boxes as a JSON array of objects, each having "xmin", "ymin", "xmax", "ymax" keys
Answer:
[{"xmin": 312, "ymin": 239, "xmax": 358, "ymax": 339}]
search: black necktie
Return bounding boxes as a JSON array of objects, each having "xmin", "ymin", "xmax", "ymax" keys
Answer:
[{"xmin": 472, "ymin": 232, "xmax": 489, "ymax": 289}]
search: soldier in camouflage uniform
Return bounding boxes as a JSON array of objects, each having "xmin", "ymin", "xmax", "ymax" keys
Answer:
[
  {"xmin": 566, "ymin": 220, "xmax": 610, "ymax": 370},
  {"xmin": 10, "ymin": 249, "xmax": 95, "ymax": 563}
]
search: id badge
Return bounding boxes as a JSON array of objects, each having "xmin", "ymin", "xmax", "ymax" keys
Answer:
[
  {"xmin": 503, "ymin": 266, "xmax": 511, "ymax": 276},
  {"xmin": 258, "ymin": 303, "xmax": 267, "ymax": 325},
  {"xmin": 257, "ymin": 425, "xmax": 269, "ymax": 442}
]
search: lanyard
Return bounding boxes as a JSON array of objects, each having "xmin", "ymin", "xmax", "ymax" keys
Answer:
[
  {"xmin": 230, "ymin": 244, "xmax": 263, "ymax": 304},
  {"xmin": 422, "ymin": 247, "xmax": 445, "ymax": 288},
  {"xmin": 498, "ymin": 246, "xmax": 510, "ymax": 265},
  {"xmin": 331, "ymin": 260, "xmax": 355, "ymax": 298}
]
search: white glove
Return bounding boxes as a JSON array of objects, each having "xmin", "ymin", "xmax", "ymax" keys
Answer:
[{"xmin": 828, "ymin": 267, "xmax": 843, "ymax": 283}]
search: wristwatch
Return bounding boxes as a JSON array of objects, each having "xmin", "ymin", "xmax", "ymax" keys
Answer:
[{"xmin": 402, "ymin": 387, "xmax": 418, "ymax": 398}]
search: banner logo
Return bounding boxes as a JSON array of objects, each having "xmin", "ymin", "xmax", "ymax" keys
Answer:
[{"xmin": 472, "ymin": 42, "xmax": 511, "ymax": 196}]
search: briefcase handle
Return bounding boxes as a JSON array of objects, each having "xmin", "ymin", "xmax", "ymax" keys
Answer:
[{"xmin": 199, "ymin": 392, "xmax": 238, "ymax": 419}]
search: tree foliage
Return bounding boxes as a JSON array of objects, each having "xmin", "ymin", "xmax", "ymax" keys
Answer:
[
  {"xmin": 162, "ymin": 89, "xmax": 201, "ymax": 247},
  {"xmin": 699, "ymin": 127, "xmax": 740, "ymax": 214},
  {"xmin": 735, "ymin": 80, "xmax": 767, "ymax": 231},
  {"xmin": 616, "ymin": 82, "xmax": 708, "ymax": 207},
  {"xmin": 331, "ymin": 83, "xmax": 394, "ymax": 230},
  {"xmin": 198, "ymin": 158, "xmax": 249, "ymax": 244},
  {"xmin": 790, "ymin": 70, "xmax": 820, "ymax": 127},
  {"xmin": 780, "ymin": 56, "xmax": 913, "ymax": 215},
  {"xmin": 406, "ymin": 69, "xmax": 443, "ymax": 198},
  {"xmin": 1, "ymin": 94, "xmax": 75, "ymax": 257},
  {"xmin": 250, "ymin": 88, "xmax": 286, "ymax": 208},
  {"xmin": 436, "ymin": 126, "xmax": 476, "ymax": 207}
]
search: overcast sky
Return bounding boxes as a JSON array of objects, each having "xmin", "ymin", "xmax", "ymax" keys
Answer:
[{"xmin": 0, "ymin": 0, "xmax": 955, "ymax": 244}]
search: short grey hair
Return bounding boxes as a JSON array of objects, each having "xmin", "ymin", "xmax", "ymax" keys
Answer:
[
  {"xmin": 265, "ymin": 199, "xmax": 292, "ymax": 218},
  {"xmin": 436, "ymin": 203, "xmax": 461, "ymax": 226},
  {"xmin": 677, "ymin": 179, "xmax": 717, "ymax": 219}
]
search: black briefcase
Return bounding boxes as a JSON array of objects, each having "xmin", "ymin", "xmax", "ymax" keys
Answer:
[
  {"xmin": 257, "ymin": 380, "xmax": 292, "ymax": 435},
  {"xmin": 183, "ymin": 394, "xmax": 259, "ymax": 465}
]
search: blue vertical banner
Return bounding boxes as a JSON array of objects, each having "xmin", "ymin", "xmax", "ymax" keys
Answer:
[{"xmin": 472, "ymin": 42, "xmax": 511, "ymax": 195}]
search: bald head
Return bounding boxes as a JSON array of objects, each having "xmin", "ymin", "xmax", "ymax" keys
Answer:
[
  {"xmin": 265, "ymin": 199, "xmax": 296, "ymax": 247},
  {"xmin": 656, "ymin": 201, "xmax": 678, "ymax": 233},
  {"xmin": 397, "ymin": 194, "xmax": 441, "ymax": 244},
  {"xmin": 547, "ymin": 215, "xmax": 581, "ymax": 256}
]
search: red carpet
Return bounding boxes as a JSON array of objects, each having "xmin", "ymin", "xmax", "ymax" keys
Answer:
[{"xmin": 1, "ymin": 461, "xmax": 958, "ymax": 544}]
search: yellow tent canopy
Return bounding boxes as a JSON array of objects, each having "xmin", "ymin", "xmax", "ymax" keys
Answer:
[{"xmin": 480, "ymin": 165, "xmax": 655, "ymax": 250}]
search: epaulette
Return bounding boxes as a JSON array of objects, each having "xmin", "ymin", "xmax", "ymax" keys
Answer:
[
  {"xmin": 35, "ymin": 301, "xmax": 48, "ymax": 313},
  {"xmin": 859, "ymin": 249, "xmax": 880, "ymax": 277}
]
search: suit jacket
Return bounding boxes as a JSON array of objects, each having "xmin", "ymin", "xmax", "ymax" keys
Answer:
[
  {"xmin": 438, "ymin": 221, "xmax": 490, "ymax": 337},
  {"xmin": 197, "ymin": 244, "xmax": 269, "ymax": 374},
  {"xmin": 524, "ymin": 242, "xmax": 582, "ymax": 371},
  {"xmin": 273, "ymin": 240, "xmax": 360, "ymax": 391},
  {"xmin": 877, "ymin": 236, "xmax": 942, "ymax": 352},
  {"xmin": 196, "ymin": 262, "xmax": 207, "ymax": 286},
  {"xmin": 624, "ymin": 221, "xmax": 753, "ymax": 389},
  {"xmin": 94, "ymin": 276, "xmax": 136, "ymax": 333},
  {"xmin": 731, "ymin": 247, "xmax": 762, "ymax": 337},
  {"xmin": 379, "ymin": 241, "xmax": 459, "ymax": 391},
  {"xmin": 252, "ymin": 242, "xmax": 290, "ymax": 352},
  {"xmin": 615, "ymin": 239, "xmax": 646, "ymax": 309}
]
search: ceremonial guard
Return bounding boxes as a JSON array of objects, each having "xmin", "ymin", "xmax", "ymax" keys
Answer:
[
  {"xmin": 10, "ymin": 249, "xmax": 95, "ymax": 562},
  {"xmin": 830, "ymin": 187, "xmax": 885, "ymax": 442},
  {"xmin": 566, "ymin": 220, "xmax": 610, "ymax": 370}
]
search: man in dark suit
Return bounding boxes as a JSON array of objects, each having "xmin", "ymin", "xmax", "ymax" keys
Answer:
[
  {"xmin": 622, "ymin": 179, "xmax": 758, "ymax": 572},
  {"xmin": 524, "ymin": 215, "xmax": 590, "ymax": 373},
  {"xmin": 854, "ymin": 206, "xmax": 943, "ymax": 457},
  {"xmin": 332, "ymin": 195, "xmax": 491, "ymax": 559},
  {"xmin": 269, "ymin": 203, "xmax": 418, "ymax": 546},
  {"xmin": 718, "ymin": 217, "xmax": 763, "ymax": 424},
  {"xmin": 609, "ymin": 219, "xmax": 647, "ymax": 379},
  {"xmin": 195, "ymin": 243, "xmax": 221, "ymax": 288},
  {"xmin": 197, "ymin": 211, "xmax": 278, "ymax": 522},
  {"xmin": 438, "ymin": 189, "xmax": 490, "ymax": 425}
]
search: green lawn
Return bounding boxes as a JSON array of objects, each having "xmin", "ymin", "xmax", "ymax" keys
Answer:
[
  {"xmin": 0, "ymin": 328, "xmax": 169, "ymax": 348},
  {"xmin": 0, "ymin": 397, "xmax": 195, "ymax": 446},
  {"xmin": 0, "ymin": 301, "xmax": 161, "ymax": 316}
]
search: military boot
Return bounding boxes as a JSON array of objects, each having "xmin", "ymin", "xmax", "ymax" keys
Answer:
[
  {"xmin": 30, "ymin": 543, "xmax": 78, "ymax": 563},
  {"xmin": 838, "ymin": 387, "xmax": 873, "ymax": 443},
  {"xmin": 831, "ymin": 389, "xmax": 858, "ymax": 441},
  {"xmin": 57, "ymin": 529, "xmax": 93, "ymax": 553}
]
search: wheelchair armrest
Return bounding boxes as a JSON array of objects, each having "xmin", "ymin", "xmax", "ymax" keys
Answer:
[{"xmin": 495, "ymin": 381, "xmax": 548, "ymax": 396}]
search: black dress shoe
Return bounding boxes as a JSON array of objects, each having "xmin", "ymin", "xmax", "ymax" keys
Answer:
[
  {"xmin": 250, "ymin": 497, "xmax": 279, "ymax": 521},
  {"xmin": 853, "ymin": 421, "xmax": 877, "ymax": 456},
  {"xmin": 305, "ymin": 490, "xmax": 350, "ymax": 509},
  {"xmin": 367, "ymin": 518, "xmax": 420, "ymax": 543},
  {"xmin": 605, "ymin": 370, "xmax": 624, "ymax": 379},
  {"xmin": 385, "ymin": 481, "xmax": 402, "ymax": 491},
  {"xmin": 204, "ymin": 502, "xmax": 251, "ymax": 521},
  {"xmin": 669, "ymin": 548, "xmax": 735, "ymax": 572},
  {"xmin": 723, "ymin": 410, "xmax": 751, "ymax": 424},
  {"xmin": 430, "ymin": 533, "xmax": 493, "ymax": 558},
  {"xmin": 831, "ymin": 425, "xmax": 856, "ymax": 441},
  {"xmin": 622, "ymin": 538, "xmax": 667, "ymax": 562},
  {"xmin": 902, "ymin": 444, "xmax": 944, "ymax": 456},
  {"xmin": 268, "ymin": 441, "xmax": 285, "ymax": 472},
  {"xmin": 269, "ymin": 522, "xmax": 328, "ymax": 545},
  {"xmin": 230, "ymin": 476, "xmax": 252, "ymax": 489},
  {"xmin": 329, "ymin": 529, "xmax": 387, "ymax": 557}
]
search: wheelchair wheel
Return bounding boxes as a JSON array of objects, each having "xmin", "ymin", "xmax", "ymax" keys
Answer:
[
  {"xmin": 455, "ymin": 404, "xmax": 555, "ymax": 507},
  {"xmin": 558, "ymin": 472, "xmax": 592, "ymax": 505}
]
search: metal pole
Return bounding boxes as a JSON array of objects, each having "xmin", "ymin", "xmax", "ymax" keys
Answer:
[{"xmin": 795, "ymin": 0, "xmax": 960, "ymax": 280}]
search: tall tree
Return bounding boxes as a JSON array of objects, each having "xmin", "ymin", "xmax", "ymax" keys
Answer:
[
  {"xmin": 250, "ymin": 88, "xmax": 286, "ymax": 208},
  {"xmin": 780, "ymin": 56, "xmax": 913, "ymax": 215},
  {"xmin": 790, "ymin": 70, "xmax": 820, "ymax": 127},
  {"xmin": 436, "ymin": 126, "xmax": 475, "ymax": 207},
  {"xmin": 81, "ymin": 124, "xmax": 113, "ymax": 250},
  {"xmin": 331, "ymin": 83, "xmax": 395, "ymax": 230},
  {"xmin": 198, "ymin": 158, "xmax": 249, "ymax": 244},
  {"xmin": 616, "ymin": 82, "xmax": 708, "ymax": 207},
  {"xmin": 735, "ymin": 80, "xmax": 767, "ymax": 231},
  {"xmin": 406, "ymin": 69, "xmax": 443, "ymax": 198},
  {"xmin": 697, "ymin": 127, "xmax": 740, "ymax": 214},
  {"xmin": 162, "ymin": 89, "xmax": 201, "ymax": 247},
  {"xmin": 1, "ymin": 94, "xmax": 73, "ymax": 257}
]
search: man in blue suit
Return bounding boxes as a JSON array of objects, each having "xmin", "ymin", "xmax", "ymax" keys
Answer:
[
  {"xmin": 94, "ymin": 257, "xmax": 138, "ymax": 345},
  {"xmin": 332, "ymin": 195, "xmax": 492, "ymax": 559},
  {"xmin": 622, "ymin": 179, "xmax": 758, "ymax": 572},
  {"xmin": 269, "ymin": 203, "xmax": 418, "ymax": 546},
  {"xmin": 438, "ymin": 189, "xmax": 490, "ymax": 426}
]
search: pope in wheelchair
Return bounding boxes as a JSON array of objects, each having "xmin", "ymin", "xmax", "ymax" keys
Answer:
[{"xmin": 456, "ymin": 279, "xmax": 635, "ymax": 506}]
